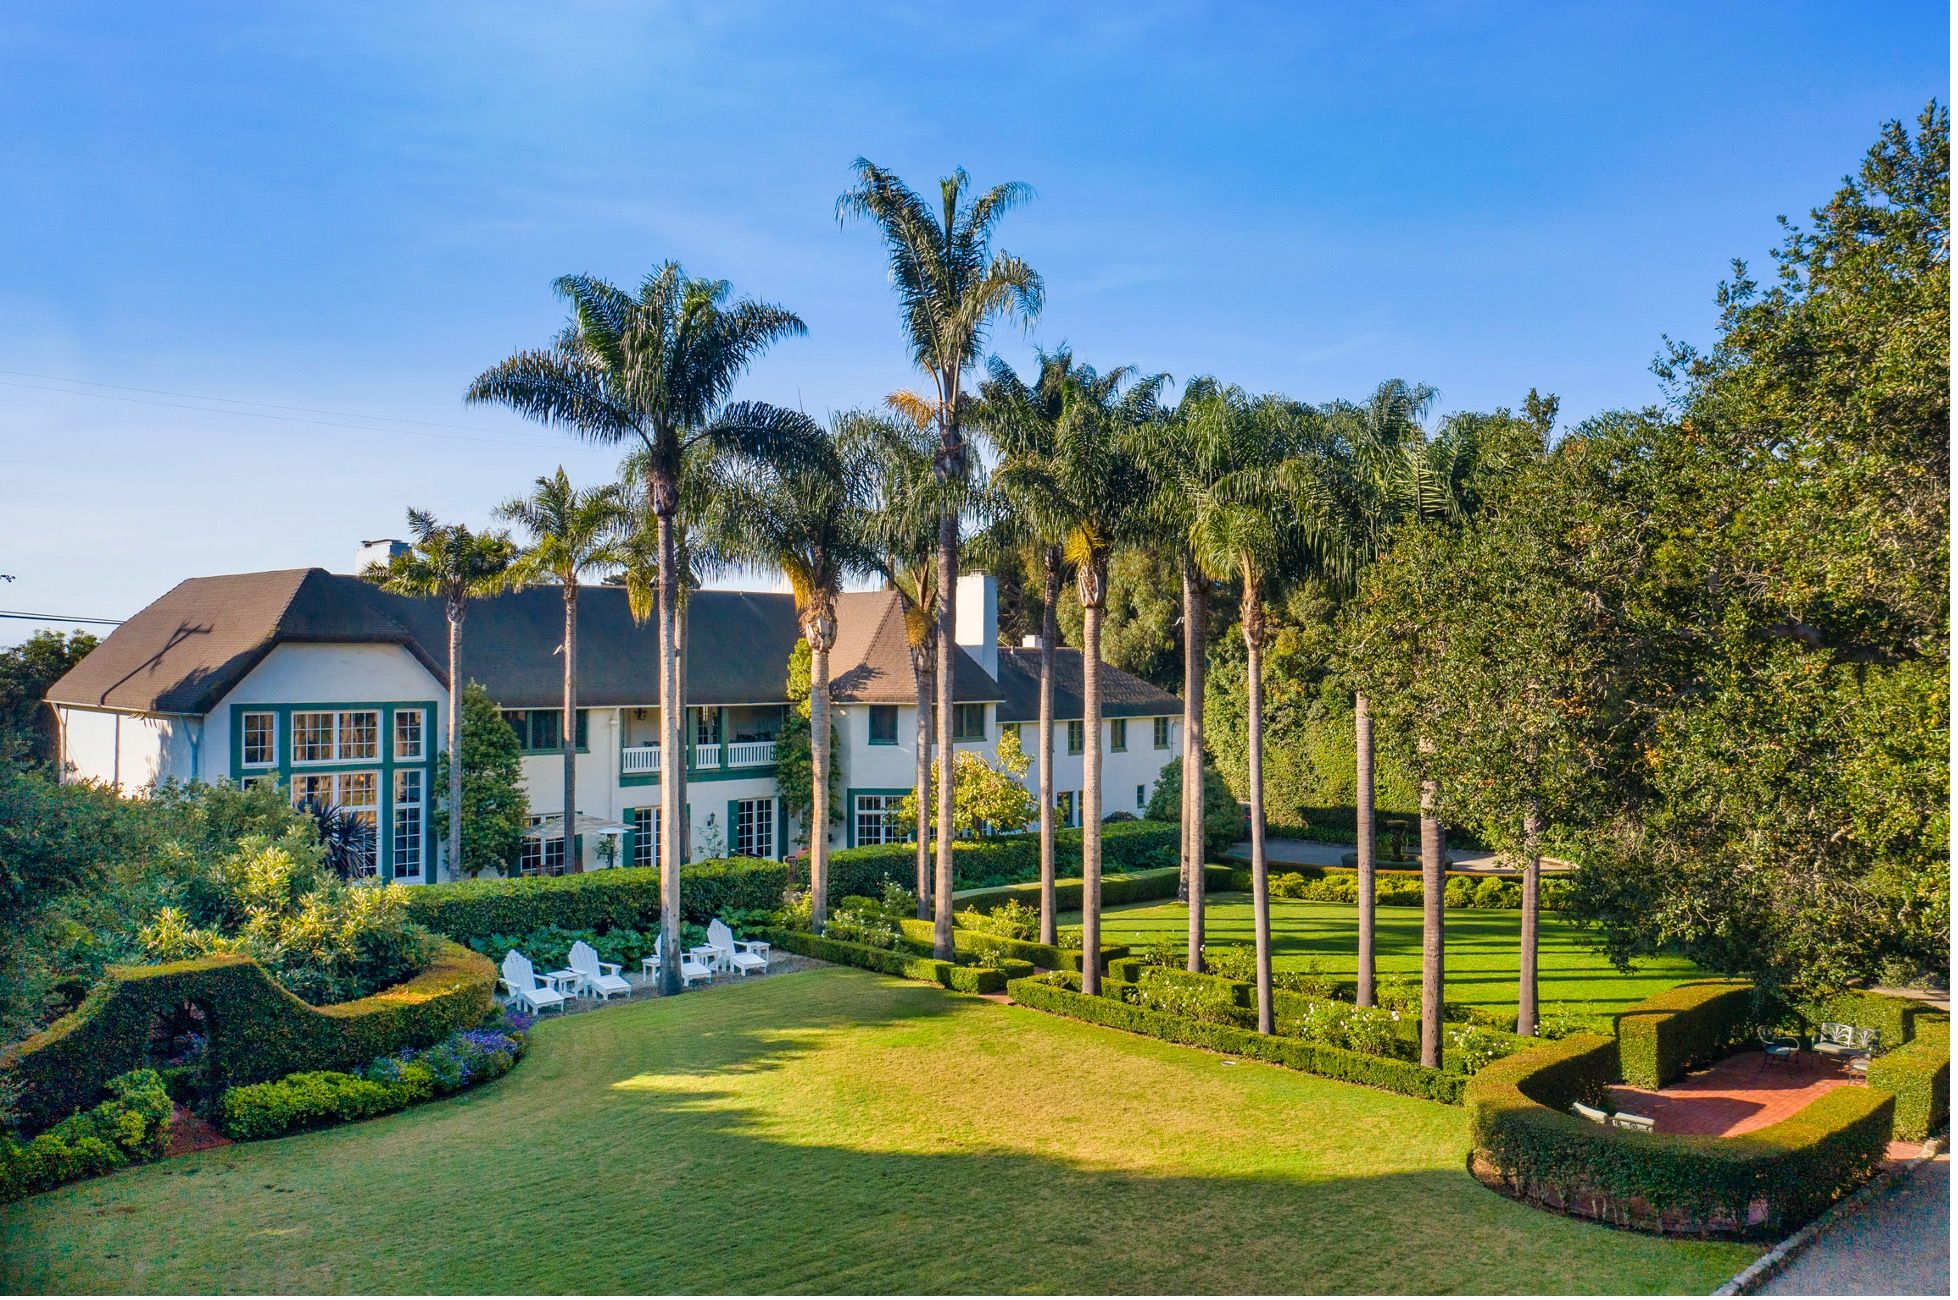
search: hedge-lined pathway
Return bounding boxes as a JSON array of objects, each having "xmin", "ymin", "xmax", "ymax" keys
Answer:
[{"xmin": 1608, "ymin": 1051, "xmax": 1918, "ymax": 1158}]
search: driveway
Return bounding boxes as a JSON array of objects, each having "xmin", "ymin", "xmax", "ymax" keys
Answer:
[{"xmin": 1757, "ymin": 1154, "xmax": 1949, "ymax": 1296}]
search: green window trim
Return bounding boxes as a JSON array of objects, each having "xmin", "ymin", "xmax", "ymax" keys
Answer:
[
  {"xmin": 1153, "ymin": 716, "xmax": 1173, "ymax": 749},
  {"xmin": 1067, "ymin": 720, "xmax": 1084, "ymax": 755},
  {"xmin": 951, "ymin": 702, "xmax": 987, "ymax": 742},
  {"xmin": 867, "ymin": 704, "xmax": 900, "ymax": 745},
  {"xmin": 501, "ymin": 708, "xmax": 591, "ymax": 755},
  {"xmin": 1110, "ymin": 719, "xmax": 1127, "ymax": 752},
  {"xmin": 845, "ymin": 787, "xmax": 912, "ymax": 849}
]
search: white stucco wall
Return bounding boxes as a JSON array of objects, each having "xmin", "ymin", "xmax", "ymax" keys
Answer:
[
  {"xmin": 205, "ymin": 642, "xmax": 447, "ymax": 783},
  {"xmin": 56, "ymin": 706, "xmax": 199, "ymax": 793}
]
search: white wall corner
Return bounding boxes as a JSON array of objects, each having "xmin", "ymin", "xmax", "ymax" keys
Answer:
[{"xmin": 954, "ymin": 572, "xmax": 999, "ymax": 679}]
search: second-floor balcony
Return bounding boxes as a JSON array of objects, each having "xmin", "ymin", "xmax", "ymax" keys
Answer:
[{"xmin": 620, "ymin": 738, "xmax": 776, "ymax": 777}]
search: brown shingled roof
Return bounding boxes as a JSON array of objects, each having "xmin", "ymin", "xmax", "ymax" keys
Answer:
[
  {"xmin": 827, "ymin": 590, "xmax": 1001, "ymax": 705},
  {"xmin": 993, "ymin": 646, "xmax": 1182, "ymax": 723}
]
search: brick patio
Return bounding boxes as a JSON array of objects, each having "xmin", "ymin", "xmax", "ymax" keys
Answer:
[{"xmin": 1609, "ymin": 1049, "xmax": 1919, "ymax": 1159}]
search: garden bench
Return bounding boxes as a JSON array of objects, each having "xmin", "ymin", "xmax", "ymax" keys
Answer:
[
  {"xmin": 1812, "ymin": 1022, "xmax": 1879, "ymax": 1061},
  {"xmin": 1571, "ymin": 1100, "xmax": 1656, "ymax": 1133}
]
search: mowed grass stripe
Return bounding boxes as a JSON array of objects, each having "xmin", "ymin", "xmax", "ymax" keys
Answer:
[{"xmin": 2, "ymin": 967, "xmax": 1751, "ymax": 1294}]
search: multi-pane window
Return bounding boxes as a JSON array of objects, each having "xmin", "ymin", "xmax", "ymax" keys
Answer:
[
  {"xmin": 854, "ymin": 793, "xmax": 904, "ymax": 847},
  {"xmin": 394, "ymin": 709, "xmax": 425, "ymax": 761},
  {"xmin": 1111, "ymin": 719, "xmax": 1127, "ymax": 752},
  {"xmin": 734, "ymin": 797, "xmax": 775, "ymax": 859},
  {"xmin": 1136, "ymin": 784, "xmax": 1147, "ymax": 810},
  {"xmin": 1056, "ymin": 790, "xmax": 1077, "ymax": 828},
  {"xmin": 393, "ymin": 768, "xmax": 424, "ymax": 878},
  {"xmin": 694, "ymin": 709, "xmax": 718, "ymax": 746},
  {"xmin": 520, "ymin": 816, "xmax": 568, "ymax": 876},
  {"xmin": 868, "ymin": 705, "xmax": 899, "ymax": 745},
  {"xmin": 501, "ymin": 710, "xmax": 588, "ymax": 754},
  {"xmin": 952, "ymin": 703, "xmax": 986, "ymax": 742},
  {"xmin": 631, "ymin": 807, "xmax": 660, "ymax": 867},
  {"xmin": 290, "ymin": 710, "xmax": 381, "ymax": 764},
  {"xmin": 241, "ymin": 712, "xmax": 277, "ymax": 767},
  {"xmin": 291, "ymin": 770, "xmax": 379, "ymax": 876},
  {"xmin": 1067, "ymin": 720, "xmax": 1084, "ymax": 755},
  {"xmin": 1153, "ymin": 716, "xmax": 1172, "ymax": 749}
]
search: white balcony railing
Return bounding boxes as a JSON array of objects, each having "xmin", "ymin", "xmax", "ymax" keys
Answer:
[
  {"xmin": 727, "ymin": 739, "xmax": 777, "ymax": 767},
  {"xmin": 693, "ymin": 742, "xmax": 721, "ymax": 768},
  {"xmin": 621, "ymin": 744, "xmax": 662, "ymax": 774}
]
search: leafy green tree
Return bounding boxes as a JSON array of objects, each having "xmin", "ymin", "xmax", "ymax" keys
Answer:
[
  {"xmin": 433, "ymin": 683, "xmax": 528, "ymax": 879},
  {"xmin": 496, "ymin": 468, "xmax": 628, "ymax": 872},
  {"xmin": 362, "ymin": 511, "xmax": 516, "ymax": 877},
  {"xmin": 468, "ymin": 263, "xmax": 806, "ymax": 991},
  {"xmin": 996, "ymin": 368, "xmax": 1161, "ymax": 996},
  {"xmin": 1144, "ymin": 755, "xmax": 1241, "ymax": 857},
  {"xmin": 0, "ymin": 631, "xmax": 97, "ymax": 771},
  {"xmin": 840, "ymin": 161, "xmax": 1043, "ymax": 960},
  {"xmin": 897, "ymin": 729, "xmax": 1040, "ymax": 839}
]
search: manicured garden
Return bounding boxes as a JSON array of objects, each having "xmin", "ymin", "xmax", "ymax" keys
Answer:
[
  {"xmin": 1080, "ymin": 893, "xmax": 1705, "ymax": 1020},
  {"xmin": 0, "ymin": 967, "xmax": 1755, "ymax": 1294}
]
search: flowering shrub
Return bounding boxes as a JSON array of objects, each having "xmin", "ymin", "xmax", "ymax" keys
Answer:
[
  {"xmin": 1138, "ymin": 942, "xmax": 1184, "ymax": 970},
  {"xmin": 1137, "ymin": 969, "xmax": 1242, "ymax": 1025},
  {"xmin": 879, "ymin": 880, "xmax": 918, "ymax": 917},
  {"xmin": 1204, "ymin": 945, "xmax": 1258, "ymax": 983},
  {"xmin": 956, "ymin": 899, "xmax": 1038, "ymax": 941},
  {"xmin": 1445, "ymin": 1023, "xmax": 1520, "ymax": 1074},
  {"xmin": 1292, "ymin": 1001, "xmax": 1404, "ymax": 1057},
  {"xmin": 824, "ymin": 903, "xmax": 900, "ymax": 951},
  {"xmin": 1273, "ymin": 959, "xmax": 1341, "ymax": 1000},
  {"xmin": 1056, "ymin": 926, "xmax": 1084, "ymax": 951},
  {"xmin": 217, "ymin": 1017, "xmax": 527, "ymax": 1141}
]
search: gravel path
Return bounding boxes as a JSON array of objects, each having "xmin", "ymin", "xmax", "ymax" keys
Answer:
[{"xmin": 1757, "ymin": 1154, "xmax": 1949, "ymax": 1296}]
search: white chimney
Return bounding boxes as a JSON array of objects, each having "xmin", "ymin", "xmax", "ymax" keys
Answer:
[
  {"xmin": 954, "ymin": 572, "xmax": 999, "ymax": 679},
  {"xmin": 356, "ymin": 538, "xmax": 409, "ymax": 572}
]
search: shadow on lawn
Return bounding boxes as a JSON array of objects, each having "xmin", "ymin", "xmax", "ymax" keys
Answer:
[{"xmin": 0, "ymin": 970, "xmax": 1755, "ymax": 1296}]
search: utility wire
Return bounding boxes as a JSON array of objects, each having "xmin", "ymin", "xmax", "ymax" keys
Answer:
[{"xmin": 0, "ymin": 609, "xmax": 124, "ymax": 625}]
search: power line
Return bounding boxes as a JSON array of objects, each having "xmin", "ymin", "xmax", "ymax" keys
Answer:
[
  {"xmin": 0, "ymin": 373, "xmax": 586, "ymax": 453},
  {"xmin": 0, "ymin": 609, "xmax": 124, "ymax": 625}
]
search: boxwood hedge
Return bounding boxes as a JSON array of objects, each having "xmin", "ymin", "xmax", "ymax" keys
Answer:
[
  {"xmin": 829, "ymin": 820, "xmax": 1180, "ymax": 896},
  {"xmin": 758, "ymin": 928, "xmax": 1010, "ymax": 994},
  {"xmin": 892, "ymin": 916, "xmax": 1128, "ymax": 974},
  {"xmin": 2, "ymin": 942, "xmax": 495, "ymax": 1133},
  {"xmin": 1613, "ymin": 979, "xmax": 1756, "ymax": 1088},
  {"xmin": 1466, "ymin": 1032, "xmax": 1895, "ymax": 1238},
  {"xmin": 1867, "ymin": 1019, "xmax": 1950, "ymax": 1142},
  {"xmin": 404, "ymin": 856, "xmax": 787, "ymax": 945},
  {"xmin": 1006, "ymin": 976, "xmax": 1465, "ymax": 1104},
  {"xmin": 950, "ymin": 863, "xmax": 1232, "ymax": 916},
  {"xmin": 1802, "ymin": 990, "xmax": 1942, "ymax": 1051}
]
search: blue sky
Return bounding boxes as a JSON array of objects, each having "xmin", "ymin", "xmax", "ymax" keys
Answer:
[{"xmin": 0, "ymin": 2, "xmax": 1946, "ymax": 638}]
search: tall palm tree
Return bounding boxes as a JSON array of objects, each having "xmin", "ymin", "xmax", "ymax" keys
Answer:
[
  {"xmin": 839, "ymin": 162, "xmax": 1043, "ymax": 960},
  {"xmin": 1323, "ymin": 379, "xmax": 1442, "ymax": 1007},
  {"xmin": 976, "ymin": 348, "xmax": 1128, "ymax": 947},
  {"xmin": 467, "ymin": 264, "xmax": 805, "ymax": 993},
  {"xmin": 1187, "ymin": 392, "xmax": 1347, "ymax": 1033},
  {"xmin": 361, "ymin": 510, "xmax": 515, "ymax": 879},
  {"xmin": 855, "ymin": 410, "xmax": 949, "ymax": 918},
  {"xmin": 711, "ymin": 413, "xmax": 874, "ymax": 929},
  {"xmin": 494, "ymin": 468, "xmax": 627, "ymax": 874},
  {"xmin": 996, "ymin": 369, "xmax": 1162, "ymax": 996}
]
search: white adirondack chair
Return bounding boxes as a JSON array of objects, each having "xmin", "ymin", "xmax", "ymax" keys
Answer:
[
  {"xmin": 500, "ymin": 950, "xmax": 568, "ymax": 1016},
  {"xmin": 642, "ymin": 935, "xmax": 714, "ymax": 988},
  {"xmin": 567, "ymin": 940, "xmax": 631, "ymax": 1001},
  {"xmin": 708, "ymin": 919, "xmax": 769, "ymax": 976}
]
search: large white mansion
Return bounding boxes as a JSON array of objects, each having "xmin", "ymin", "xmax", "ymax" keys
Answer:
[{"xmin": 47, "ymin": 566, "xmax": 1182, "ymax": 882}]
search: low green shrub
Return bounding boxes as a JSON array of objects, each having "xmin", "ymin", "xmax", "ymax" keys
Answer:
[
  {"xmin": 1008, "ymin": 977, "xmax": 1465, "ymax": 1104},
  {"xmin": 1293, "ymin": 1000, "xmax": 1405, "ymax": 1057},
  {"xmin": 217, "ymin": 1019, "xmax": 528, "ymax": 1141},
  {"xmin": 824, "ymin": 903, "xmax": 902, "ymax": 951},
  {"xmin": 956, "ymin": 898, "xmax": 1039, "ymax": 941},
  {"xmin": 1802, "ymin": 990, "xmax": 1941, "ymax": 1052},
  {"xmin": 1467, "ymin": 1033, "xmax": 1894, "ymax": 1238},
  {"xmin": 404, "ymin": 857, "xmax": 786, "ymax": 945},
  {"xmin": 950, "ymin": 862, "xmax": 1232, "ymax": 915},
  {"xmin": 1136, "ymin": 968, "xmax": 1244, "ymax": 1024},
  {"xmin": 0, "ymin": 1069, "xmax": 173, "ymax": 1204},
  {"xmin": 1204, "ymin": 944, "xmax": 1259, "ymax": 983},
  {"xmin": 892, "ymin": 916, "xmax": 1126, "ymax": 975},
  {"xmin": 827, "ymin": 820, "xmax": 1180, "ymax": 895},
  {"xmin": 759, "ymin": 928, "xmax": 1008, "ymax": 994},
  {"xmin": 1226, "ymin": 866, "xmax": 1571, "ymax": 912},
  {"xmin": 1614, "ymin": 979, "xmax": 1757, "ymax": 1088},
  {"xmin": 2, "ymin": 943, "xmax": 496, "ymax": 1135},
  {"xmin": 1868, "ymin": 1020, "xmax": 1950, "ymax": 1142}
]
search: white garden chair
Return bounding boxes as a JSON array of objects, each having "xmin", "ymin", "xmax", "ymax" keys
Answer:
[
  {"xmin": 641, "ymin": 934, "xmax": 714, "ymax": 988},
  {"xmin": 707, "ymin": 919, "xmax": 770, "ymax": 976},
  {"xmin": 567, "ymin": 940, "xmax": 632, "ymax": 1001},
  {"xmin": 500, "ymin": 950, "xmax": 568, "ymax": 1016}
]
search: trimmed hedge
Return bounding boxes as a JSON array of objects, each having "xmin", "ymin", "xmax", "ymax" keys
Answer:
[
  {"xmin": 951, "ymin": 863, "xmax": 1232, "ymax": 915},
  {"xmin": 1467, "ymin": 1032, "xmax": 1895, "ymax": 1238},
  {"xmin": 1007, "ymin": 976, "xmax": 1465, "ymax": 1104},
  {"xmin": 1803, "ymin": 990, "xmax": 1941, "ymax": 1051},
  {"xmin": 758, "ymin": 928, "xmax": 1009, "ymax": 994},
  {"xmin": 892, "ymin": 916, "xmax": 1127, "ymax": 974},
  {"xmin": 1614, "ymin": 979, "xmax": 1756, "ymax": 1089},
  {"xmin": 218, "ymin": 1022, "xmax": 528, "ymax": 1141},
  {"xmin": 828, "ymin": 820, "xmax": 1180, "ymax": 896},
  {"xmin": 0, "ymin": 1068, "xmax": 174, "ymax": 1204},
  {"xmin": 405, "ymin": 856, "xmax": 785, "ymax": 945},
  {"xmin": 2, "ymin": 942, "xmax": 495, "ymax": 1134},
  {"xmin": 1213, "ymin": 864, "xmax": 1571, "ymax": 912},
  {"xmin": 1868, "ymin": 1020, "xmax": 1950, "ymax": 1142}
]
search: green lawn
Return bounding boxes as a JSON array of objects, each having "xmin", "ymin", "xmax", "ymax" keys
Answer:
[
  {"xmin": 2, "ymin": 967, "xmax": 1752, "ymax": 1294},
  {"xmin": 1080, "ymin": 894, "xmax": 1703, "ymax": 1020}
]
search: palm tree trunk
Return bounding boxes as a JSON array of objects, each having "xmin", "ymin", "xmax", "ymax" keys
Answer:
[
  {"xmin": 1182, "ymin": 557, "xmax": 1206, "ymax": 972},
  {"xmin": 656, "ymin": 509, "xmax": 683, "ymax": 996},
  {"xmin": 1245, "ymin": 595, "xmax": 1274, "ymax": 1035},
  {"xmin": 563, "ymin": 585, "xmax": 579, "ymax": 873},
  {"xmin": 1080, "ymin": 585, "xmax": 1105, "ymax": 998},
  {"xmin": 1037, "ymin": 555, "xmax": 1060, "ymax": 947},
  {"xmin": 445, "ymin": 602, "xmax": 464, "ymax": 879},
  {"xmin": 1354, "ymin": 692, "xmax": 1376, "ymax": 1006},
  {"xmin": 1418, "ymin": 766, "xmax": 1444, "ymax": 1068},
  {"xmin": 932, "ymin": 506, "xmax": 957, "ymax": 960},
  {"xmin": 913, "ymin": 652, "xmax": 932, "ymax": 921},
  {"xmin": 808, "ymin": 634, "xmax": 832, "ymax": 932},
  {"xmin": 1518, "ymin": 799, "xmax": 1542, "ymax": 1036},
  {"xmin": 675, "ymin": 592, "xmax": 690, "ymax": 864}
]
